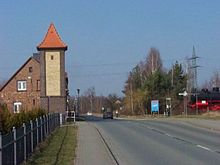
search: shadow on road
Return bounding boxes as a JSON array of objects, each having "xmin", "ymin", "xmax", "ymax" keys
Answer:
[{"xmin": 82, "ymin": 115, "xmax": 120, "ymax": 122}]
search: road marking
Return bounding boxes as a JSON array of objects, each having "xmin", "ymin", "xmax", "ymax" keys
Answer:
[
  {"xmin": 196, "ymin": 145, "xmax": 212, "ymax": 151},
  {"xmin": 135, "ymin": 121, "xmax": 220, "ymax": 155}
]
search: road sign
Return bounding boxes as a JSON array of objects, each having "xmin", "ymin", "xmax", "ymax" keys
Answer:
[{"xmin": 151, "ymin": 100, "xmax": 159, "ymax": 113}]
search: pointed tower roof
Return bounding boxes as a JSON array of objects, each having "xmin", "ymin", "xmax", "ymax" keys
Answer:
[{"xmin": 37, "ymin": 23, "xmax": 67, "ymax": 51}]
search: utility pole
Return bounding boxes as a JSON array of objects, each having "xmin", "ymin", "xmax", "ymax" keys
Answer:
[{"xmin": 129, "ymin": 75, "xmax": 134, "ymax": 115}]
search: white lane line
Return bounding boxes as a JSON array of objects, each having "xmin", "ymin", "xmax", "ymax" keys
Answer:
[
  {"xmin": 196, "ymin": 145, "xmax": 212, "ymax": 151},
  {"xmin": 164, "ymin": 133, "xmax": 172, "ymax": 137},
  {"xmin": 137, "ymin": 121, "xmax": 220, "ymax": 154}
]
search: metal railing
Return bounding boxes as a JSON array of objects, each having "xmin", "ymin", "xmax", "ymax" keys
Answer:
[{"xmin": 0, "ymin": 113, "xmax": 60, "ymax": 165}]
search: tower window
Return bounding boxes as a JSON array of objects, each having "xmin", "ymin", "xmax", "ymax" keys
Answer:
[
  {"xmin": 51, "ymin": 55, "xmax": 54, "ymax": 60},
  {"xmin": 37, "ymin": 80, "xmax": 40, "ymax": 91},
  {"xmin": 29, "ymin": 67, "xmax": 33, "ymax": 73}
]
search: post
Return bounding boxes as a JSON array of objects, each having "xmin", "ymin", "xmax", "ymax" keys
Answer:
[
  {"xmin": 36, "ymin": 118, "xmax": 39, "ymax": 144},
  {"xmin": 196, "ymin": 93, "xmax": 198, "ymax": 115},
  {"xmin": 23, "ymin": 123, "xmax": 27, "ymax": 161},
  {"xmin": 46, "ymin": 114, "xmax": 49, "ymax": 135},
  {"xmin": 60, "ymin": 113, "xmax": 63, "ymax": 126},
  {"xmin": 13, "ymin": 127, "xmax": 16, "ymax": 165},
  {"xmin": 184, "ymin": 96, "xmax": 187, "ymax": 116},
  {"xmin": 77, "ymin": 88, "xmax": 80, "ymax": 115},
  {"xmin": 43, "ymin": 115, "xmax": 46, "ymax": 139},
  {"xmin": 30, "ymin": 120, "xmax": 33, "ymax": 152},
  {"xmin": 48, "ymin": 114, "xmax": 50, "ymax": 134},
  {"xmin": 40, "ymin": 117, "xmax": 43, "ymax": 142},
  {"xmin": 0, "ymin": 132, "xmax": 2, "ymax": 165},
  {"xmin": 179, "ymin": 91, "xmax": 188, "ymax": 116}
]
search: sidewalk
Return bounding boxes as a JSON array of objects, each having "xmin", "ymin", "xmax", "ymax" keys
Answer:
[{"xmin": 75, "ymin": 122, "xmax": 115, "ymax": 165}]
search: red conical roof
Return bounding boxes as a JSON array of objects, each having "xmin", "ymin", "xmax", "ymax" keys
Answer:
[{"xmin": 37, "ymin": 23, "xmax": 67, "ymax": 50}]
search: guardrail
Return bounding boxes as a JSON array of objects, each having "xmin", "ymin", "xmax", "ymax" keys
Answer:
[{"xmin": 0, "ymin": 113, "xmax": 60, "ymax": 165}]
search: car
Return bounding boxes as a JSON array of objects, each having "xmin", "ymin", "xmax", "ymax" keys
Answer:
[
  {"xmin": 87, "ymin": 112, "xmax": 92, "ymax": 116},
  {"xmin": 103, "ymin": 111, "xmax": 113, "ymax": 119}
]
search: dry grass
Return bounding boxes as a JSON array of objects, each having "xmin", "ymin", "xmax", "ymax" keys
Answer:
[{"xmin": 26, "ymin": 125, "xmax": 77, "ymax": 165}]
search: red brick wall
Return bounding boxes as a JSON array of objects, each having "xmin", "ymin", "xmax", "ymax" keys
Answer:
[{"xmin": 0, "ymin": 58, "xmax": 40, "ymax": 112}]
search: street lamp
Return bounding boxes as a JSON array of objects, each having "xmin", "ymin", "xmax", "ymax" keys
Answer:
[{"xmin": 77, "ymin": 89, "xmax": 80, "ymax": 116}]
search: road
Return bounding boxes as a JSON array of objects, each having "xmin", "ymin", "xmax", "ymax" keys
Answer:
[{"xmin": 76, "ymin": 116, "xmax": 220, "ymax": 165}]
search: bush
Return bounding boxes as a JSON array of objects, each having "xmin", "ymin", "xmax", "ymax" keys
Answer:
[{"xmin": 0, "ymin": 104, "xmax": 46, "ymax": 134}]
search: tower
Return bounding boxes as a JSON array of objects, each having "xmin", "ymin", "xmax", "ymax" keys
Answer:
[
  {"xmin": 37, "ymin": 23, "xmax": 67, "ymax": 113},
  {"xmin": 188, "ymin": 46, "xmax": 199, "ymax": 92}
]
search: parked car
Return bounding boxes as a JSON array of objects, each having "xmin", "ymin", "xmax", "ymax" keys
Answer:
[{"xmin": 103, "ymin": 111, "xmax": 113, "ymax": 119}]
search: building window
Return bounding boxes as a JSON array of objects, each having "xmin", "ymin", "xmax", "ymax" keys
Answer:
[
  {"xmin": 13, "ymin": 102, "xmax": 22, "ymax": 113},
  {"xmin": 17, "ymin": 81, "xmax": 27, "ymax": 91},
  {"xmin": 37, "ymin": 80, "xmax": 40, "ymax": 91},
  {"xmin": 29, "ymin": 67, "xmax": 33, "ymax": 73},
  {"xmin": 51, "ymin": 55, "xmax": 54, "ymax": 60},
  {"xmin": 33, "ymin": 99, "xmax": 35, "ymax": 106}
]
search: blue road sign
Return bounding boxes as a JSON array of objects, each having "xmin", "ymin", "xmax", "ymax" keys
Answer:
[{"xmin": 151, "ymin": 100, "xmax": 159, "ymax": 112}]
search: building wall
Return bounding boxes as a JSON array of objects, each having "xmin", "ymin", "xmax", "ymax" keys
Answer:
[
  {"xmin": 0, "ymin": 58, "xmax": 40, "ymax": 112},
  {"xmin": 45, "ymin": 51, "xmax": 61, "ymax": 96},
  {"xmin": 40, "ymin": 50, "xmax": 67, "ymax": 113}
]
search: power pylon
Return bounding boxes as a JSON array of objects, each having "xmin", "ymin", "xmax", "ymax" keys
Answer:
[{"xmin": 188, "ymin": 46, "xmax": 200, "ymax": 91}]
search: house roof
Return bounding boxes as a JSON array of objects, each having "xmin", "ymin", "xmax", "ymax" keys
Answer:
[
  {"xmin": 0, "ymin": 57, "xmax": 40, "ymax": 92},
  {"xmin": 37, "ymin": 23, "xmax": 67, "ymax": 51}
]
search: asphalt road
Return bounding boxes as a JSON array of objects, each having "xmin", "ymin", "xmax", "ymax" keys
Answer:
[{"xmin": 77, "ymin": 116, "xmax": 220, "ymax": 165}]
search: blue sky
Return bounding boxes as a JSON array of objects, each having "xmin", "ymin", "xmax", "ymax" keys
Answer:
[{"xmin": 0, "ymin": 0, "xmax": 220, "ymax": 96}]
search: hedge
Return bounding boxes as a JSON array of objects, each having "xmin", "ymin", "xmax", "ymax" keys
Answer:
[{"xmin": 0, "ymin": 103, "xmax": 46, "ymax": 134}]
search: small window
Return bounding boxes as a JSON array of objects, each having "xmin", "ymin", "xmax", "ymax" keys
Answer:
[
  {"xmin": 37, "ymin": 80, "xmax": 40, "ymax": 91},
  {"xmin": 33, "ymin": 99, "xmax": 35, "ymax": 106},
  {"xmin": 51, "ymin": 55, "xmax": 54, "ymax": 60},
  {"xmin": 29, "ymin": 67, "xmax": 33, "ymax": 73},
  {"xmin": 13, "ymin": 102, "xmax": 22, "ymax": 113},
  {"xmin": 17, "ymin": 81, "xmax": 27, "ymax": 91}
]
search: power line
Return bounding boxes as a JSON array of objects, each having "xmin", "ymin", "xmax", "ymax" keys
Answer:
[
  {"xmin": 70, "ymin": 62, "xmax": 137, "ymax": 68},
  {"xmin": 71, "ymin": 72, "xmax": 129, "ymax": 78}
]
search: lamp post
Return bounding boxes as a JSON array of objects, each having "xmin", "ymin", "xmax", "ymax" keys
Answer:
[{"xmin": 77, "ymin": 89, "xmax": 80, "ymax": 116}]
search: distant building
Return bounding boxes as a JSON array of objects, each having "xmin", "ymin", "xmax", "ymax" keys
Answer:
[{"xmin": 0, "ymin": 23, "xmax": 68, "ymax": 113}]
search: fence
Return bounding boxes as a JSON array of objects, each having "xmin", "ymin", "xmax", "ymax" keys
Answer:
[{"xmin": 0, "ymin": 113, "xmax": 61, "ymax": 165}]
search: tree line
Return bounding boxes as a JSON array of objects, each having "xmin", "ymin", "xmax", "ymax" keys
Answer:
[{"xmin": 122, "ymin": 47, "xmax": 187, "ymax": 115}]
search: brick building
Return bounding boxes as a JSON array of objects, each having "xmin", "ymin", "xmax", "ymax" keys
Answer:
[
  {"xmin": 0, "ymin": 54, "xmax": 41, "ymax": 112},
  {"xmin": 0, "ymin": 23, "xmax": 68, "ymax": 113}
]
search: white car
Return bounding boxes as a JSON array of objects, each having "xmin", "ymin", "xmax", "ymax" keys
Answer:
[{"xmin": 87, "ymin": 112, "xmax": 92, "ymax": 116}]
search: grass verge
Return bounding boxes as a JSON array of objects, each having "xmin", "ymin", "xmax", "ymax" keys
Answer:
[{"xmin": 26, "ymin": 124, "xmax": 77, "ymax": 165}]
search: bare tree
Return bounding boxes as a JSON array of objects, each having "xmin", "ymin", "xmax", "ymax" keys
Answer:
[
  {"xmin": 143, "ymin": 47, "xmax": 163, "ymax": 78},
  {"xmin": 84, "ymin": 87, "xmax": 96, "ymax": 113},
  {"xmin": 202, "ymin": 71, "xmax": 220, "ymax": 90},
  {"xmin": 210, "ymin": 71, "xmax": 220, "ymax": 88}
]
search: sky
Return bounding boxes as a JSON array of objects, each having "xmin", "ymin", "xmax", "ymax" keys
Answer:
[{"xmin": 0, "ymin": 0, "xmax": 220, "ymax": 96}]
